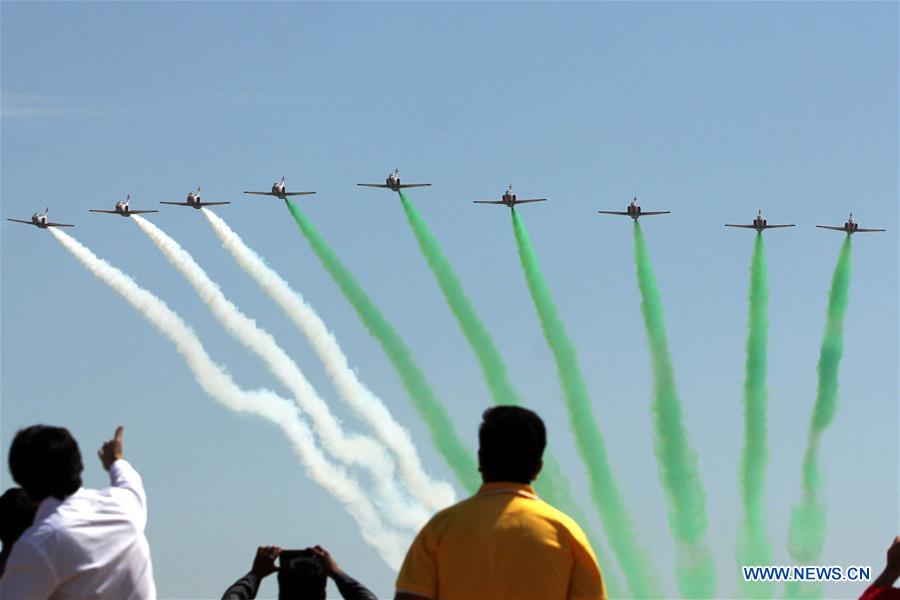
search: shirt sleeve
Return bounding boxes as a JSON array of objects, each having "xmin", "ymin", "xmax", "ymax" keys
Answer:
[
  {"xmin": 0, "ymin": 539, "xmax": 59, "ymax": 600},
  {"xmin": 395, "ymin": 523, "xmax": 439, "ymax": 599},
  {"xmin": 221, "ymin": 572, "xmax": 260, "ymax": 600},
  {"xmin": 860, "ymin": 584, "xmax": 900, "ymax": 600},
  {"xmin": 566, "ymin": 526, "xmax": 606, "ymax": 600},
  {"xmin": 108, "ymin": 459, "xmax": 148, "ymax": 529},
  {"xmin": 333, "ymin": 570, "xmax": 378, "ymax": 600}
]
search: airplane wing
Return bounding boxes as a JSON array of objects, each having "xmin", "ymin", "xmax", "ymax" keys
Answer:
[
  {"xmin": 641, "ymin": 211, "xmax": 671, "ymax": 216},
  {"xmin": 474, "ymin": 201, "xmax": 505, "ymax": 204},
  {"xmin": 160, "ymin": 202, "xmax": 191, "ymax": 206},
  {"xmin": 815, "ymin": 225, "xmax": 846, "ymax": 231},
  {"xmin": 7, "ymin": 218, "xmax": 35, "ymax": 225},
  {"xmin": 765, "ymin": 224, "xmax": 795, "ymax": 229},
  {"xmin": 515, "ymin": 199, "xmax": 547, "ymax": 204},
  {"xmin": 598, "ymin": 211, "xmax": 631, "ymax": 216},
  {"xmin": 856, "ymin": 227, "xmax": 886, "ymax": 232},
  {"xmin": 47, "ymin": 222, "xmax": 75, "ymax": 227},
  {"xmin": 89, "ymin": 210, "xmax": 119, "ymax": 214},
  {"xmin": 357, "ymin": 184, "xmax": 390, "ymax": 188},
  {"xmin": 200, "ymin": 202, "xmax": 230, "ymax": 206},
  {"xmin": 128, "ymin": 210, "xmax": 160, "ymax": 214},
  {"xmin": 243, "ymin": 191, "xmax": 275, "ymax": 196},
  {"xmin": 283, "ymin": 192, "xmax": 317, "ymax": 196},
  {"xmin": 397, "ymin": 184, "xmax": 432, "ymax": 189},
  {"xmin": 724, "ymin": 224, "xmax": 757, "ymax": 228}
]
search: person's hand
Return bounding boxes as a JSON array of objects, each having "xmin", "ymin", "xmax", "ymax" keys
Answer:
[
  {"xmin": 98, "ymin": 426, "xmax": 124, "ymax": 471},
  {"xmin": 251, "ymin": 546, "xmax": 281, "ymax": 579},
  {"xmin": 873, "ymin": 536, "xmax": 900, "ymax": 588},
  {"xmin": 309, "ymin": 545, "xmax": 341, "ymax": 577},
  {"xmin": 885, "ymin": 536, "xmax": 900, "ymax": 576}
]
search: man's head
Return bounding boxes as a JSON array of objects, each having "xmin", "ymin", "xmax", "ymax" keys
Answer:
[
  {"xmin": 278, "ymin": 551, "xmax": 327, "ymax": 600},
  {"xmin": 8, "ymin": 425, "xmax": 83, "ymax": 501},
  {"xmin": 0, "ymin": 488, "xmax": 37, "ymax": 550},
  {"xmin": 478, "ymin": 406, "xmax": 546, "ymax": 484}
]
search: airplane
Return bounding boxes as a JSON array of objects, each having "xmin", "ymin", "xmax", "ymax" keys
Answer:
[
  {"xmin": 357, "ymin": 169, "xmax": 431, "ymax": 192},
  {"xmin": 7, "ymin": 207, "xmax": 74, "ymax": 229},
  {"xmin": 160, "ymin": 187, "xmax": 230, "ymax": 209},
  {"xmin": 89, "ymin": 194, "xmax": 159, "ymax": 217},
  {"xmin": 598, "ymin": 196, "xmax": 670, "ymax": 220},
  {"xmin": 817, "ymin": 213, "xmax": 885, "ymax": 235},
  {"xmin": 474, "ymin": 185, "xmax": 546, "ymax": 208},
  {"xmin": 725, "ymin": 210, "xmax": 795, "ymax": 232},
  {"xmin": 243, "ymin": 176, "xmax": 315, "ymax": 200}
]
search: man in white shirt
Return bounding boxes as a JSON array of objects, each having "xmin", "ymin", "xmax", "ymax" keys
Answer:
[{"xmin": 0, "ymin": 425, "xmax": 156, "ymax": 599}]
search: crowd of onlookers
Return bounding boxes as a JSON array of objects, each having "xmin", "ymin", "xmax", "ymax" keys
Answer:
[{"xmin": 0, "ymin": 408, "xmax": 897, "ymax": 599}]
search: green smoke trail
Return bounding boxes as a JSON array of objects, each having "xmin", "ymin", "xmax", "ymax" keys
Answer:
[
  {"xmin": 736, "ymin": 234, "xmax": 774, "ymax": 598},
  {"xmin": 512, "ymin": 209, "xmax": 661, "ymax": 598},
  {"xmin": 399, "ymin": 191, "xmax": 519, "ymax": 405},
  {"xmin": 285, "ymin": 200, "xmax": 480, "ymax": 492},
  {"xmin": 786, "ymin": 237, "xmax": 853, "ymax": 600},
  {"xmin": 632, "ymin": 221, "xmax": 716, "ymax": 598},
  {"xmin": 398, "ymin": 192, "xmax": 628, "ymax": 598}
]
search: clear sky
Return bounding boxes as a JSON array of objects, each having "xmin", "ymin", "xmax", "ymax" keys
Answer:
[{"xmin": 2, "ymin": 2, "xmax": 897, "ymax": 598}]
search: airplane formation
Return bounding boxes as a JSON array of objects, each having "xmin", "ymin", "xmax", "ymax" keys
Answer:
[{"xmin": 6, "ymin": 170, "xmax": 887, "ymax": 236}]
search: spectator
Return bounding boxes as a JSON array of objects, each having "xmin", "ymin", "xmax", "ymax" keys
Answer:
[
  {"xmin": 222, "ymin": 545, "xmax": 376, "ymax": 600},
  {"xmin": 860, "ymin": 536, "xmax": 900, "ymax": 600},
  {"xmin": 0, "ymin": 488, "xmax": 38, "ymax": 577},
  {"xmin": 0, "ymin": 425, "xmax": 156, "ymax": 598},
  {"xmin": 395, "ymin": 406, "xmax": 606, "ymax": 600}
]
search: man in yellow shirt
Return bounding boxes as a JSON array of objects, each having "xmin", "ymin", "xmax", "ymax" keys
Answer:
[{"xmin": 395, "ymin": 406, "xmax": 606, "ymax": 600}]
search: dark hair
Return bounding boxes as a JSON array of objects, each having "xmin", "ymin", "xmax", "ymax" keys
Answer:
[
  {"xmin": 478, "ymin": 406, "xmax": 546, "ymax": 484},
  {"xmin": 0, "ymin": 488, "xmax": 37, "ymax": 548},
  {"xmin": 8, "ymin": 426, "xmax": 83, "ymax": 501},
  {"xmin": 278, "ymin": 553, "xmax": 327, "ymax": 600}
]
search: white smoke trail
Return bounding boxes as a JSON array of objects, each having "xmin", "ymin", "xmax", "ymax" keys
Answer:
[
  {"xmin": 50, "ymin": 228, "xmax": 409, "ymax": 567},
  {"xmin": 131, "ymin": 216, "xmax": 429, "ymax": 531},
  {"xmin": 202, "ymin": 208, "xmax": 456, "ymax": 512}
]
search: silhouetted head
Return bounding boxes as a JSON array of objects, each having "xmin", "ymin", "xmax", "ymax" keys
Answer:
[
  {"xmin": 278, "ymin": 552, "xmax": 327, "ymax": 600},
  {"xmin": 9, "ymin": 425, "xmax": 83, "ymax": 501},
  {"xmin": 0, "ymin": 488, "xmax": 37, "ymax": 549},
  {"xmin": 478, "ymin": 406, "xmax": 546, "ymax": 484}
]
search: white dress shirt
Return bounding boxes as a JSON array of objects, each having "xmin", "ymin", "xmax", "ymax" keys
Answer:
[{"xmin": 0, "ymin": 459, "xmax": 156, "ymax": 599}]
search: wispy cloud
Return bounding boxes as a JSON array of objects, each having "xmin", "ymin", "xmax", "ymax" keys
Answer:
[{"xmin": 1, "ymin": 93, "xmax": 119, "ymax": 119}]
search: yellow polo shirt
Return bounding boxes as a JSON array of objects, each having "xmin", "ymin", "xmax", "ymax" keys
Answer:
[{"xmin": 396, "ymin": 482, "xmax": 605, "ymax": 600}]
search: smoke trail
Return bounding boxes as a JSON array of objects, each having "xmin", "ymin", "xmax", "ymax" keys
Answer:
[
  {"xmin": 737, "ymin": 234, "xmax": 773, "ymax": 598},
  {"xmin": 285, "ymin": 200, "xmax": 480, "ymax": 492},
  {"xmin": 50, "ymin": 229, "xmax": 409, "ymax": 567},
  {"xmin": 632, "ymin": 221, "xmax": 716, "ymax": 598},
  {"xmin": 511, "ymin": 209, "xmax": 661, "ymax": 598},
  {"xmin": 786, "ymin": 237, "xmax": 853, "ymax": 599},
  {"xmin": 202, "ymin": 208, "xmax": 455, "ymax": 512},
  {"xmin": 398, "ymin": 191, "xmax": 520, "ymax": 405},
  {"xmin": 132, "ymin": 216, "xmax": 429, "ymax": 531},
  {"xmin": 397, "ymin": 192, "xmax": 628, "ymax": 597}
]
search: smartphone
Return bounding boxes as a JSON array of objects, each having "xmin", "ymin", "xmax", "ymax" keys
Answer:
[{"xmin": 279, "ymin": 549, "xmax": 316, "ymax": 569}]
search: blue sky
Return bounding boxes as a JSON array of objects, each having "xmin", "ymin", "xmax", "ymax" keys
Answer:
[{"xmin": 2, "ymin": 2, "xmax": 897, "ymax": 598}]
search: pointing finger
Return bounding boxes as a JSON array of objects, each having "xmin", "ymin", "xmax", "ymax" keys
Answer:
[{"xmin": 114, "ymin": 426, "xmax": 124, "ymax": 443}]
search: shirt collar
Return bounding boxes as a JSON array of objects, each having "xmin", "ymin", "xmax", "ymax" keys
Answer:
[{"xmin": 477, "ymin": 482, "xmax": 539, "ymax": 500}]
